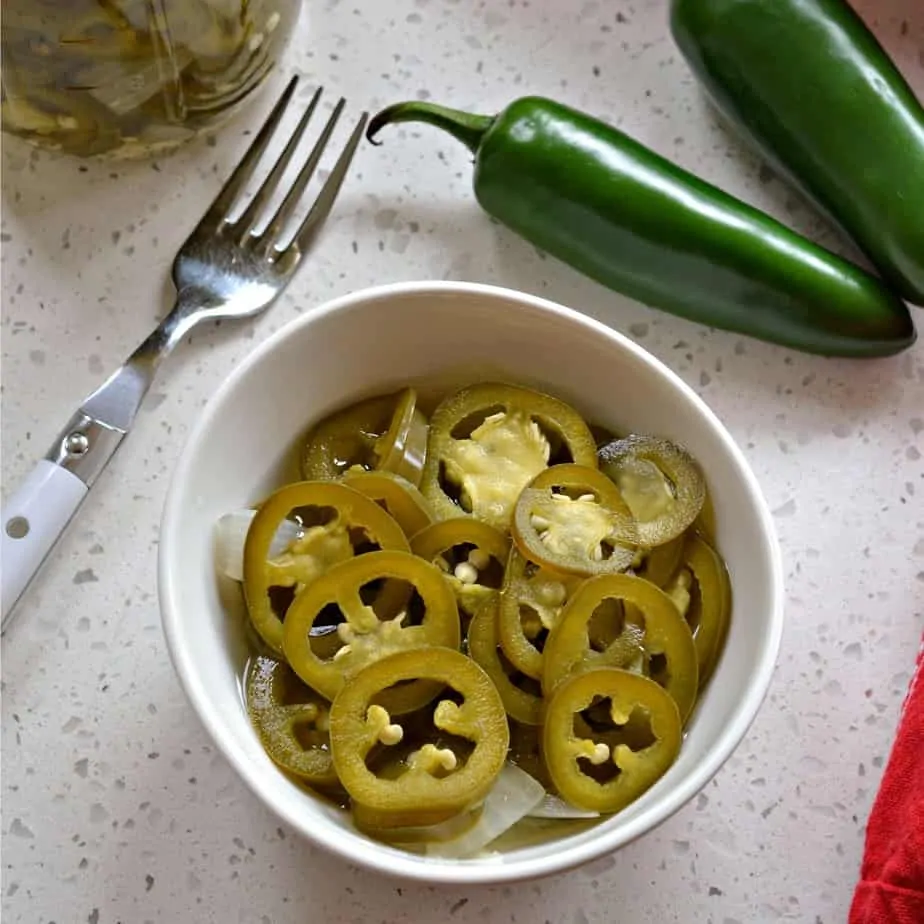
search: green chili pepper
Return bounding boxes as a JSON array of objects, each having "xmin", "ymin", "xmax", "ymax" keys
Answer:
[
  {"xmin": 366, "ymin": 98, "xmax": 915, "ymax": 358},
  {"xmin": 670, "ymin": 0, "xmax": 924, "ymax": 307}
]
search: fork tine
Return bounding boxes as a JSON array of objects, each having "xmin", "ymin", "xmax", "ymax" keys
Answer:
[
  {"xmin": 233, "ymin": 86, "xmax": 323, "ymax": 241},
  {"xmin": 196, "ymin": 75, "xmax": 299, "ymax": 232},
  {"xmin": 259, "ymin": 98, "xmax": 347, "ymax": 247},
  {"xmin": 282, "ymin": 112, "xmax": 368, "ymax": 259}
]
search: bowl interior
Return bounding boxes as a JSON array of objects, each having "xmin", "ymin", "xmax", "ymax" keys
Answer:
[{"xmin": 160, "ymin": 282, "xmax": 782, "ymax": 884}]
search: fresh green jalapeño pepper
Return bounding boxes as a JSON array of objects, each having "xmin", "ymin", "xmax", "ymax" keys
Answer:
[
  {"xmin": 670, "ymin": 0, "xmax": 924, "ymax": 306},
  {"xmin": 366, "ymin": 98, "xmax": 915, "ymax": 358}
]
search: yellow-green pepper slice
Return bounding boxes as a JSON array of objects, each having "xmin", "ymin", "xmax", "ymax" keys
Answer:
[
  {"xmin": 420, "ymin": 383, "xmax": 598, "ymax": 531},
  {"xmin": 467, "ymin": 605, "xmax": 544, "ymax": 725},
  {"xmin": 373, "ymin": 387, "xmax": 429, "ymax": 486},
  {"xmin": 542, "ymin": 573, "xmax": 698, "ymax": 723},
  {"xmin": 282, "ymin": 550, "xmax": 461, "ymax": 712},
  {"xmin": 329, "ymin": 647, "xmax": 509, "ymax": 821},
  {"xmin": 673, "ymin": 534, "xmax": 732, "ymax": 688},
  {"xmin": 692, "ymin": 490, "xmax": 718, "ymax": 545},
  {"xmin": 632, "ymin": 533, "xmax": 686, "ymax": 587},
  {"xmin": 598, "ymin": 435, "xmax": 706, "ymax": 548},
  {"xmin": 497, "ymin": 548, "xmax": 583, "ymax": 680},
  {"xmin": 245, "ymin": 655, "xmax": 338, "ymax": 786},
  {"xmin": 512, "ymin": 463, "xmax": 639, "ymax": 575},
  {"xmin": 342, "ymin": 469, "xmax": 434, "ymax": 539},
  {"xmin": 243, "ymin": 481, "xmax": 409, "ymax": 654},
  {"xmin": 300, "ymin": 388, "xmax": 428, "ymax": 485},
  {"xmin": 542, "ymin": 667, "xmax": 681, "ymax": 814},
  {"xmin": 410, "ymin": 518, "xmax": 510, "ymax": 622},
  {"xmin": 507, "ymin": 721, "xmax": 555, "ymax": 792}
]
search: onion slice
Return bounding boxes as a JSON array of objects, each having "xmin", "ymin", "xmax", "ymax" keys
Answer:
[
  {"xmin": 527, "ymin": 793, "xmax": 600, "ymax": 820},
  {"xmin": 423, "ymin": 764, "xmax": 546, "ymax": 859},
  {"xmin": 214, "ymin": 509, "xmax": 300, "ymax": 582}
]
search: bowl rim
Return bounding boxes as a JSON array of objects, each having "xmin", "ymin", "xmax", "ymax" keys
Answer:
[{"xmin": 159, "ymin": 279, "xmax": 784, "ymax": 885}]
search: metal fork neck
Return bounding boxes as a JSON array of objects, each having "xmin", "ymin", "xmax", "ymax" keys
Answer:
[
  {"xmin": 76, "ymin": 285, "xmax": 211, "ymax": 435},
  {"xmin": 142, "ymin": 285, "xmax": 216, "ymax": 364}
]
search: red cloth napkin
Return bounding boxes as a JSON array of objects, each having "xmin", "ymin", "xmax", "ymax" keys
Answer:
[{"xmin": 849, "ymin": 632, "xmax": 924, "ymax": 923}]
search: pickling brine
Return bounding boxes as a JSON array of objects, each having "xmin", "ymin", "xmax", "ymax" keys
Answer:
[
  {"xmin": 0, "ymin": 0, "xmax": 301, "ymax": 158},
  {"xmin": 213, "ymin": 381, "xmax": 734, "ymax": 857}
]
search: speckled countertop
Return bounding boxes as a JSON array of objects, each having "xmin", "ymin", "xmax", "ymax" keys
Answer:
[{"xmin": 2, "ymin": 2, "xmax": 923, "ymax": 922}]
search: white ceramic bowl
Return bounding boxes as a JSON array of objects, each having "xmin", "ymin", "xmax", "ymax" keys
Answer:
[{"xmin": 159, "ymin": 280, "xmax": 783, "ymax": 885}]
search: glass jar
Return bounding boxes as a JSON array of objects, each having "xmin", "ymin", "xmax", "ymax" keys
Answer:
[{"xmin": 0, "ymin": 0, "xmax": 302, "ymax": 158}]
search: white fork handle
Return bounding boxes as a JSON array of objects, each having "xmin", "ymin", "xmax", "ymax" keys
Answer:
[{"xmin": 1, "ymin": 461, "xmax": 88, "ymax": 627}]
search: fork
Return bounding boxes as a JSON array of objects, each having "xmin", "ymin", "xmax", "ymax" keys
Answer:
[{"xmin": 0, "ymin": 76, "xmax": 367, "ymax": 629}]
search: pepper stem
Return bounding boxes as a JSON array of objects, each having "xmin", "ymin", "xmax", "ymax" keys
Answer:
[{"xmin": 365, "ymin": 101, "xmax": 495, "ymax": 153}]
